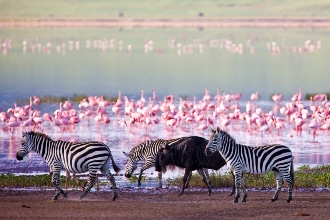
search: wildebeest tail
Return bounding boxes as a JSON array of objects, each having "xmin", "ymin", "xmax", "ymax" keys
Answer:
[{"xmin": 155, "ymin": 153, "xmax": 162, "ymax": 172}]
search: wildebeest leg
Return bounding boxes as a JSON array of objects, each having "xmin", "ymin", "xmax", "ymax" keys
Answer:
[
  {"xmin": 184, "ymin": 172, "xmax": 192, "ymax": 189},
  {"xmin": 51, "ymin": 172, "xmax": 68, "ymax": 200},
  {"xmin": 179, "ymin": 168, "xmax": 192, "ymax": 196},
  {"xmin": 197, "ymin": 168, "xmax": 212, "ymax": 196},
  {"xmin": 157, "ymin": 171, "xmax": 162, "ymax": 188}
]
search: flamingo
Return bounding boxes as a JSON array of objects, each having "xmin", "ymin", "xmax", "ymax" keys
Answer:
[
  {"xmin": 33, "ymin": 96, "xmax": 40, "ymax": 108},
  {"xmin": 250, "ymin": 92, "xmax": 259, "ymax": 101},
  {"xmin": 308, "ymin": 118, "xmax": 319, "ymax": 142},
  {"xmin": 7, "ymin": 116, "xmax": 20, "ymax": 135}
]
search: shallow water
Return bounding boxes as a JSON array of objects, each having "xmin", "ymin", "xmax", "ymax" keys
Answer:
[{"xmin": 0, "ymin": 99, "xmax": 329, "ymax": 189}]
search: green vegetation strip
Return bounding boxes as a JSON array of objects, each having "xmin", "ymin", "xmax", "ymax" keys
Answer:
[{"xmin": 1, "ymin": 165, "xmax": 329, "ymax": 189}]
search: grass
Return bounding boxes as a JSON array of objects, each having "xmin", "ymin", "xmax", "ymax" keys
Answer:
[
  {"xmin": 167, "ymin": 165, "xmax": 330, "ymax": 189},
  {"xmin": 1, "ymin": 165, "xmax": 329, "ymax": 189},
  {"xmin": 15, "ymin": 94, "xmax": 118, "ymax": 106},
  {"xmin": 0, "ymin": 0, "xmax": 330, "ymax": 20}
]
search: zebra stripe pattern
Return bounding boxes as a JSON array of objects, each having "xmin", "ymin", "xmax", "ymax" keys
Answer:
[
  {"xmin": 16, "ymin": 131, "xmax": 120, "ymax": 201},
  {"xmin": 205, "ymin": 127, "xmax": 294, "ymax": 203},
  {"xmin": 123, "ymin": 137, "xmax": 189, "ymax": 188}
]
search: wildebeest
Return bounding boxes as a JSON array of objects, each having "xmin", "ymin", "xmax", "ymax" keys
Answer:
[
  {"xmin": 155, "ymin": 135, "xmax": 234, "ymax": 196},
  {"xmin": 123, "ymin": 137, "xmax": 209, "ymax": 188}
]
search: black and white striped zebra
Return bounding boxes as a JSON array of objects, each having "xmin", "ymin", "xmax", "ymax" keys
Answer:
[
  {"xmin": 16, "ymin": 131, "xmax": 120, "ymax": 201},
  {"xmin": 205, "ymin": 127, "xmax": 294, "ymax": 203},
  {"xmin": 123, "ymin": 137, "xmax": 210, "ymax": 188}
]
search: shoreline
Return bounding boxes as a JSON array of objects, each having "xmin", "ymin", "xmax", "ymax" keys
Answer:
[{"xmin": 1, "ymin": 18, "xmax": 330, "ymax": 28}]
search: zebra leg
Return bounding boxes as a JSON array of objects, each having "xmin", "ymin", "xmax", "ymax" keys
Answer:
[
  {"xmin": 197, "ymin": 168, "xmax": 212, "ymax": 196},
  {"xmin": 137, "ymin": 170, "xmax": 144, "ymax": 187},
  {"xmin": 240, "ymin": 177, "xmax": 248, "ymax": 202},
  {"xmin": 51, "ymin": 172, "xmax": 68, "ymax": 200},
  {"xmin": 138, "ymin": 163, "xmax": 152, "ymax": 187},
  {"xmin": 286, "ymin": 181, "xmax": 293, "ymax": 203},
  {"xmin": 203, "ymin": 168, "xmax": 212, "ymax": 188},
  {"xmin": 229, "ymin": 171, "xmax": 236, "ymax": 196},
  {"xmin": 233, "ymin": 170, "xmax": 242, "ymax": 203},
  {"xmin": 80, "ymin": 174, "xmax": 97, "ymax": 200},
  {"xmin": 65, "ymin": 170, "xmax": 70, "ymax": 189},
  {"xmin": 105, "ymin": 172, "xmax": 119, "ymax": 201},
  {"xmin": 271, "ymin": 171, "xmax": 283, "ymax": 202},
  {"xmin": 101, "ymin": 164, "xmax": 119, "ymax": 201},
  {"xmin": 283, "ymin": 172, "xmax": 294, "ymax": 203}
]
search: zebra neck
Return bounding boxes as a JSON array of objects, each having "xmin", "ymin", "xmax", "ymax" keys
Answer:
[{"xmin": 33, "ymin": 139, "xmax": 56, "ymax": 158}]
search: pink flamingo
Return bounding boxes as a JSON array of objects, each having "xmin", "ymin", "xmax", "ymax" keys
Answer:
[
  {"xmin": 272, "ymin": 93, "xmax": 283, "ymax": 103},
  {"xmin": 7, "ymin": 116, "xmax": 20, "ymax": 135},
  {"xmin": 308, "ymin": 118, "xmax": 319, "ymax": 142},
  {"xmin": 33, "ymin": 96, "xmax": 40, "ymax": 108},
  {"xmin": 294, "ymin": 117, "xmax": 305, "ymax": 136},
  {"xmin": 63, "ymin": 100, "xmax": 73, "ymax": 110},
  {"xmin": 250, "ymin": 92, "xmax": 259, "ymax": 101}
]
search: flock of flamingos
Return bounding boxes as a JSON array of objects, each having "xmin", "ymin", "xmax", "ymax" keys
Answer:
[
  {"xmin": 0, "ymin": 88, "xmax": 329, "ymax": 142},
  {"xmin": 1, "ymin": 36, "xmax": 322, "ymax": 56}
]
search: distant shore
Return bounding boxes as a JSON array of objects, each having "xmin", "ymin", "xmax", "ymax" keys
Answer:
[{"xmin": 1, "ymin": 18, "xmax": 330, "ymax": 28}]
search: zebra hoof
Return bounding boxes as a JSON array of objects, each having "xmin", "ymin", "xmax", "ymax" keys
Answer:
[
  {"xmin": 63, "ymin": 192, "xmax": 68, "ymax": 198},
  {"xmin": 287, "ymin": 199, "xmax": 291, "ymax": 203},
  {"xmin": 271, "ymin": 199, "xmax": 276, "ymax": 202},
  {"xmin": 112, "ymin": 191, "xmax": 118, "ymax": 201},
  {"xmin": 233, "ymin": 199, "xmax": 238, "ymax": 203}
]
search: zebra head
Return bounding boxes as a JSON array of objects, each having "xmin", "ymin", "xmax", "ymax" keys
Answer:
[
  {"xmin": 123, "ymin": 151, "xmax": 138, "ymax": 178},
  {"xmin": 16, "ymin": 131, "xmax": 34, "ymax": 161},
  {"xmin": 205, "ymin": 127, "xmax": 222, "ymax": 156}
]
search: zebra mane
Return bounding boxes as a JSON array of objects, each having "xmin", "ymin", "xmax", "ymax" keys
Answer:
[
  {"xmin": 219, "ymin": 129, "xmax": 237, "ymax": 144},
  {"xmin": 129, "ymin": 139, "xmax": 155, "ymax": 153},
  {"xmin": 25, "ymin": 130, "xmax": 53, "ymax": 141}
]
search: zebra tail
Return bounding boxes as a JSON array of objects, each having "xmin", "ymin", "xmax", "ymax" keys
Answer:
[
  {"xmin": 109, "ymin": 152, "xmax": 120, "ymax": 173},
  {"xmin": 290, "ymin": 158, "xmax": 295, "ymax": 187}
]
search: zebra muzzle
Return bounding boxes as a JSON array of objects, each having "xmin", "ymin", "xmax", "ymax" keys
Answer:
[{"xmin": 16, "ymin": 153, "xmax": 23, "ymax": 161}]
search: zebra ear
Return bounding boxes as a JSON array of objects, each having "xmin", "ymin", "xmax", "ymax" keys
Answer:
[
  {"xmin": 209, "ymin": 126, "xmax": 215, "ymax": 134},
  {"xmin": 123, "ymin": 151, "xmax": 131, "ymax": 157},
  {"xmin": 216, "ymin": 127, "xmax": 221, "ymax": 133}
]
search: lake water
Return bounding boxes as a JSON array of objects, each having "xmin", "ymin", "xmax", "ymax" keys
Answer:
[{"xmin": 0, "ymin": 27, "xmax": 329, "ymax": 187}]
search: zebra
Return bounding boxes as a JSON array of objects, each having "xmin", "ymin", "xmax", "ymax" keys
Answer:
[
  {"xmin": 16, "ymin": 131, "xmax": 120, "ymax": 201},
  {"xmin": 205, "ymin": 127, "xmax": 294, "ymax": 203},
  {"xmin": 123, "ymin": 137, "xmax": 211, "ymax": 188}
]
